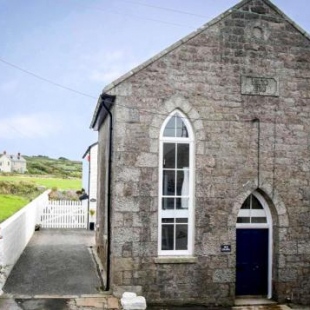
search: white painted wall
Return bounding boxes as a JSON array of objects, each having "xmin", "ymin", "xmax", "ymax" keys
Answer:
[
  {"xmin": 89, "ymin": 145, "xmax": 98, "ymax": 201},
  {"xmin": 0, "ymin": 155, "xmax": 11, "ymax": 173},
  {"xmin": 12, "ymin": 157, "xmax": 27, "ymax": 173},
  {"xmin": 82, "ymin": 144, "xmax": 98, "ymax": 226},
  {"xmin": 89, "ymin": 144, "xmax": 98, "ymax": 224},
  {"xmin": 82, "ymin": 159, "xmax": 89, "ymax": 191},
  {"xmin": 0, "ymin": 191, "xmax": 49, "ymax": 290}
]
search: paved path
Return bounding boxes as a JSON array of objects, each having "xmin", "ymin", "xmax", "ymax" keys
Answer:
[
  {"xmin": 0, "ymin": 295, "xmax": 120, "ymax": 310},
  {"xmin": 3, "ymin": 229, "xmax": 102, "ymax": 296}
]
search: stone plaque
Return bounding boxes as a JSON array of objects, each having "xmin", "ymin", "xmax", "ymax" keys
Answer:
[{"xmin": 241, "ymin": 76, "xmax": 279, "ymax": 96}]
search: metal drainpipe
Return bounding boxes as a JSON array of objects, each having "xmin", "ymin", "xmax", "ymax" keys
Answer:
[
  {"xmin": 99, "ymin": 94, "xmax": 114, "ymax": 292},
  {"xmin": 252, "ymin": 117, "xmax": 260, "ymax": 187}
]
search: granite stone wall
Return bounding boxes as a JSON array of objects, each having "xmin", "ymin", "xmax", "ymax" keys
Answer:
[{"xmin": 97, "ymin": 0, "xmax": 310, "ymax": 305}]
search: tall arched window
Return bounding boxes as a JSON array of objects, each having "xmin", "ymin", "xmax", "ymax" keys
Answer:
[{"xmin": 158, "ymin": 110, "xmax": 194, "ymax": 256}]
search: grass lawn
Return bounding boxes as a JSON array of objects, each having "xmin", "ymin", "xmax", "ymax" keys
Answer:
[
  {"xmin": 0, "ymin": 195, "xmax": 29, "ymax": 223},
  {"xmin": 0, "ymin": 175, "xmax": 81, "ymax": 190},
  {"xmin": 0, "ymin": 175, "xmax": 82, "ymax": 223}
]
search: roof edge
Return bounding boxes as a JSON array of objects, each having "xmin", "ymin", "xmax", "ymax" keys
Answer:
[
  {"xmin": 102, "ymin": 0, "xmax": 253, "ymax": 94},
  {"xmin": 262, "ymin": 0, "xmax": 310, "ymax": 41},
  {"xmin": 90, "ymin": 93, "xmax": 116, "ymax": 130},
  {"xmin": 90, "ymin": 96, "xmax": 101, "ymax": 129},
  {"xmin": 89, "ymin": 0, "xmax": 253, "ymax": 122},
  {"xmin": 101, "ymin": 0, "xmax": 310, "ymax": 95},
  {"xmin": 82, "ymin": 142, "xmax": 98, "ymax": 159},
  {"xmin": 90, "ymin": 0, "xmax": 310, "ymax": 124}
]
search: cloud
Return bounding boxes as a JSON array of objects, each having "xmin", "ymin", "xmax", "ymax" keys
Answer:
[{"xmin": 0, "ymin": 113, "xmax": 63, "ymax": 139}]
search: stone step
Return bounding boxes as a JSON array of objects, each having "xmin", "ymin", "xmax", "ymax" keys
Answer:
[{"xmin": 233, "ymin": 305, "xmax": 291, "ymax": 310}]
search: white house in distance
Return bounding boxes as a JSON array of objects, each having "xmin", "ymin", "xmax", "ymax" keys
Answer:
[
  {"xmin": 82, "ymin": 142, "xmax": 98, "ymax": 230},
  {"xmin": 0, "ymin": 151, "xmax": 27, "ymax": 173}
]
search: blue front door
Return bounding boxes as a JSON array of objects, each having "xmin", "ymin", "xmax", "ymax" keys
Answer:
[{"xmin": 236, "ymin": 229, "xmax": 269, "ymax": 296}]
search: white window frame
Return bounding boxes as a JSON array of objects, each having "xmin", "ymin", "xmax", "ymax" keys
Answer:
[{"xmin": 158, "ymin": 110, "xmax": 195, "ymax": 256}]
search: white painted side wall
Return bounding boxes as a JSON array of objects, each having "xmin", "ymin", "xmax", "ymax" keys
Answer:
[
  {"xmin": 0, "ymin": 155, "xmax": 11, "ymax": 173},
  {"xmin": 0, "ymin": 191, "xmax": 49, "ymax": 271},
  {"xmin": 82, "ymin": 159, "xmax": 89, "ymax": 192},
  {"xmin": 12, "ymin": 159, "xmax": 27, "ymax": 173},
  {"xmin": 89, "ymin": 145, "xmax": 98, "ymax": 201},
  {"xmin": 89, "ymin": 145, "xmax": 98, "ymax": 224}
]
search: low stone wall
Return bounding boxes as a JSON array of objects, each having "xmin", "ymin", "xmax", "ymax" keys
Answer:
[{"xmin": 0, "ymin": 191, "xmax": 49, "ymax": 291}]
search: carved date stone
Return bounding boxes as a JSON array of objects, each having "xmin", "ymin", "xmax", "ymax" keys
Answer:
[{"xmin": 241, "ymin": 75, "xmax": 279, "ymax": 96}]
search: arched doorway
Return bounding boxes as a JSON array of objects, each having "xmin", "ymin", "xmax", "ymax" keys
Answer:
[{"xmin": 236, "ymin": 191, "xmax": 272, "ymax": 298}]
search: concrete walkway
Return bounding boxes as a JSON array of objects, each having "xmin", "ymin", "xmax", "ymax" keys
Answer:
[
  {"xmin": 0, "ymin": 295, "xmax": 120, "ymax": 310},
  {"xmin": 3, "ymin": 229, "xmax": 102, "ymax": 296}
]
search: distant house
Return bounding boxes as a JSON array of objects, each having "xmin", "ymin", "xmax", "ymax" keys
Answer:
[
  {"xmin": 0, "ymin": 151, "xmax": 27, "ymax": 173},
  {"xmin": 82, "ymin": 143, "xmax": 98, "ymax": 230}
]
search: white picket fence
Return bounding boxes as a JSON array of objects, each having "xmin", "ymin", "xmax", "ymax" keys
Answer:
[{"xmin": 38, "ymin": 200, "xmax": 88, "ymax": 229}]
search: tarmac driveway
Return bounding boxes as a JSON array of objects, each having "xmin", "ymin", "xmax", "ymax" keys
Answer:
[{"xmin": 3, "ymin": 229, "xmax": 102, "ymax": 296}]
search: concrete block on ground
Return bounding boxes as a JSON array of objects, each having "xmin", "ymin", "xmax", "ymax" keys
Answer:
[{"xmin": 121, "ymin": 292, "xmax": 147, "ymax": 310}]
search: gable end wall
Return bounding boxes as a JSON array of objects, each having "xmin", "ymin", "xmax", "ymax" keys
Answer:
[{"xmin": 97, "ymin": 0, "xmax": 310, "ymax": 305}]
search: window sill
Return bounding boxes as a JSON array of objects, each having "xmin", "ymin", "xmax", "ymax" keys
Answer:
[{"xmin": 154, "ymin": 256, "xmax": 198, "ymax": 264}]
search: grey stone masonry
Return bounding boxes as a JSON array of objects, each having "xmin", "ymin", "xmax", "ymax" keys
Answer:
[{"xmin": 95, "ymin": 0, "xmax": 310, "ymax": 306}]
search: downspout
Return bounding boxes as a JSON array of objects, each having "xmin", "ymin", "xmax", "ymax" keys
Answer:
[
  {"xmin": 252, "ymin": 118, "xmax": 260, "ymax": 188},
  {"xmin": 99, "ymin": 94, "xmax": 114, "ymax": 292}
]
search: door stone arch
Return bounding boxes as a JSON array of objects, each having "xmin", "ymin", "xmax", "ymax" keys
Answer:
[
  {"xmin": 229, "ymin": 181, "xmax": 289, "ymax": 299},
  {"xmin": 229, "ymin": 180, "xmax": 289, "ymax": 229}
]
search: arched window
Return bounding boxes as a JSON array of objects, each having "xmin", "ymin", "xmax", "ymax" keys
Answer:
[
  {"xmin": 158, "ymin": 111, "xmax": 194, "ymax": 256},
  {"xmin": 237, "ymin": 193, "xmax": 270, "ymax": 225}
]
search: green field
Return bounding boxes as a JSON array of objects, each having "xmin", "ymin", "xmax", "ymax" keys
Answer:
[
  {"xmin": 0, "ymin": 176, "xmax": 82, "ymax": 223},
  {"xmin": 0, "ymin": 155, "xmax": 83, "ymax": 223},
  {"xmin": 0, "ymin": 176, "xmax": 81, "ymax": 190},
  {"xmin": 0, "ymin": 195, "xmax": 29, "ymax": 223},
  {"xmin": 24, "ymin": 155, "xmax": 82, "ymax": 178}
]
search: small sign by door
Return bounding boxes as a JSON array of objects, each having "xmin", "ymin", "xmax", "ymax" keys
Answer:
[{"xmin": 221, "ymin": 244, "xmax": 231, "ymax": 253}]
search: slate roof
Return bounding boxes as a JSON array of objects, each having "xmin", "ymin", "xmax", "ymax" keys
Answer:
[{"xmin": 0, "ymin": 153, "xmax": 26, "ymax": 162}]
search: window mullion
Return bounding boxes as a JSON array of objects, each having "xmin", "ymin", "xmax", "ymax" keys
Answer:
[
  {"xmin": 175, "ymin": 143, "xmax": 177, "ymax": 207},
  {"xmin": 173, "ymin": 220, "xmax": 176, "ymax": 251},
  {"xmin": 174, "ymin": 115, "xmax": 177, "ymax": 137}
]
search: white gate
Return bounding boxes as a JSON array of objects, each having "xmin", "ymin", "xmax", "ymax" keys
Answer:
[{"xmin": 38, "ymin": 200, "xmax": 88, "ymax": 229}]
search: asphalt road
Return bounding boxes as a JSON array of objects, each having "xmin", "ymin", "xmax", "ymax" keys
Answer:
[{"xmin": 3, "ymin": 229, "xmax": 102, "ymax": 296}]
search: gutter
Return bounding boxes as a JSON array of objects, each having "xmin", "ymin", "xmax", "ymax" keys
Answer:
[{"xmin": 94, "ymin": 93, "xmax": 116, "ymax": 292}]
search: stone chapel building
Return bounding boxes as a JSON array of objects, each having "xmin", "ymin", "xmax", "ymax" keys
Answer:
[{"xmin": 90, "ymin": 0, "xmax": 310, "ymax": 306}]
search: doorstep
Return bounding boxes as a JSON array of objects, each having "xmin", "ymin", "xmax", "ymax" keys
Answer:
[
  {"xmin": 233, "ymin": 297, "xmax": 291, "ymax": 310},
  {"xmin": 234, "ymin": 298, "xmax": 277, "ymax": 306}
]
